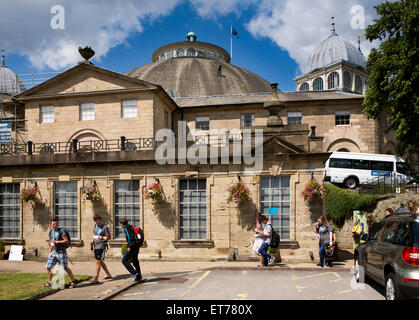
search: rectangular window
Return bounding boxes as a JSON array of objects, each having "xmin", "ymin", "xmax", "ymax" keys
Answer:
[
  {"xmin": 353, "ymin": 159, "xmax": 370, "ymax": 170},
  {"xmin": 260, "ymin": 176, "xmax": 291, "ymax": 240},
  {"xmin": 370, "ymin": 161, "xmax": 394, "ymax": 172},
  {"xmin": 287, "ymin": 112, "xmax": 302, "ymax": 125},
  {"xmin": 335, "ymin": 111, "xmax": 350, "ymax": 125},
  {"xmin": 40, "ymin": 106, "xmax": 54, "ymax": 123},
  {"xmin": 122, "ymin": 100, "xmax": 137, "ymax": 118},
  {"xmin": 114, "ymin": 180, "xmax": 140, "ymax": 239},
  {"xmin": 329, "ymin": 158, "xmax": 352, "ymax": 168},
  {"xmin": 241, "ymin": 114, "xmax": 255, "ymax": 127},
  {"xmin": 80, "ymin": 103, "xmax": 95, "ymax": 121},
  {"xmin": 54, "ymin": 182, "xmax": 78, "ymax": 239},
  {"xmin": 195, "ymin": 116, "xmax": 210, "ymax": 131},
  {"xmin": 179, "ymin": 179, "xmax": 207, "ymax": 240},
  {"xmin": 0, "ymin": 183, "xmax": 20, "ymax": 239}
]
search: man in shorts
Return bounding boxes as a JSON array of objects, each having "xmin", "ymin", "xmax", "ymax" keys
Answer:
[
  {"xmin": 44, "ymin": 217, "xmax": 78, "ymax": 288},
  {"xmin": 90, "ymin": 215, "xmax": 112, "ymax": 284}
]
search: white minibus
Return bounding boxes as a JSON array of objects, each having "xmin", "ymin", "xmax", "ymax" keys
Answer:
[{"xmin": 323, "ymin": 152, "xmax": 416, "ymax": 189}]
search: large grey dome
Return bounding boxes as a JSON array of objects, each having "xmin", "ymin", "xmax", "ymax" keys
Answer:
[
  {"xmin": 305, "ymin": 33, "xmax": 365, "ymax": 74},
  {"xmin": 126, "ymin": 36, "xmax": 271, "ymax": 98},
  {"xmin": 0, "ymin": 53, "xmax": 26, "ymax": 96}
]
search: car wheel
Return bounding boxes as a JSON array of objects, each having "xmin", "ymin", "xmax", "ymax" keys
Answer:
[
  {"xmin": 385, "ymin": 273, "xmax": 405, "ymax": 300},
  {"xmin": 344, "ymin": 177, "xmax": 358, "ymax": 189}
]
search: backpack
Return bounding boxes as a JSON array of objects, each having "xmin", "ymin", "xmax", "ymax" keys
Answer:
[
  {"xmin": 268, "ymin": 223, "xmax": 280, "ymax": 249},
  {"xmin": 133, "ymin": 225, "xmax": 145, "ymax": 247},
  {"xmin": 49, "ymin": 228, "xmax": 71, "ymax": 249}
]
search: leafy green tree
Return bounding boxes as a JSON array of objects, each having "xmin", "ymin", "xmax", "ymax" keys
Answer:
[{"xmin": 363, "ymin": 0, "xmax": 418, "ymax": 157}]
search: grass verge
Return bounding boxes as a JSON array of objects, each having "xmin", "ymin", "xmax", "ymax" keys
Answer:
[{"xmin": 0, "ymin": 273, "xmax": 90, "ymax": 300}]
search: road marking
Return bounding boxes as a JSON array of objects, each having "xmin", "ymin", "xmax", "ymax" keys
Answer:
[
  {"xmin": 180, "ymin": 270, "xmax": 211, "ymax": 298},
  {"xmin": 233, "ymin": 293, "xmax": 248, "ymax": 300},
  {"xmin": 337, "ymin": 289, "xmax": 352, "ymax": 295},
  {"xmin": 292, "ymin": 272, "xmax": 333, "ymax": 281},
  {"xmin": 123, "ymin": 291, "xmax": 148, "ymax": 296}
]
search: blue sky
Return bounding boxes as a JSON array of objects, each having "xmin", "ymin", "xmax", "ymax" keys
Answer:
[{"xmin": 0, "ymin": 1, "xmax": 382, "ymax": 93}]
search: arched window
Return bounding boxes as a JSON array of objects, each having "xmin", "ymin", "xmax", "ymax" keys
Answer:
[
  {"xmin": 355, "ymin": 75, "xmax": 363, "ymax": 93},
  {"xmin": 343, "ymin": 71, "xmax": 352, "ymax": 90},
  {"xmin": 299, "ymin": 82, "xmax": 309, "ymax": 91},
  {"xmin": 176, "ymin": 48, "xmax": 184, "ymax": 57},
  {"xmin": 187, "ymin": 48, "xmax": 196, "ymax": 57},
  {"xmin": 328, "ymin": 72, "xmax": 340, "ymax": 89},
  {"xmin": 313, "ymin": 77, "xmax": 324, "ymax": 91}
]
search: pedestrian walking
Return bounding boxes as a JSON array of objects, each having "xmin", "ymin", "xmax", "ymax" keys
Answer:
[
  {"xmin": 252, "ymin": 212, "xmax": 265, "ymax": 260},
  {"xmin": 44, "ymin": 217, "xmax": 79, "ymax": 288},
  {"xmin": 256, "ymin": 215, "xmax": 275, "ymax": 267},
  {"xmin": 316, "ymin": 216, "xmax": 334, "ymax": 268},
  {"xmin": 119, "ymin": 218, "xmax": 142, "ymax": 282},
  {"xmin": 90, "ymin": 215, "xmax": 112, "ymax": 284}
]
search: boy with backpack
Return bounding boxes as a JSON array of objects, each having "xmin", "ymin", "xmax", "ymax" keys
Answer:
[
  {"xmin": 44, "ymin": 217, "xmax": 79, "ymax": 288},
  {"xmin": 119, "ymin": 218, "xmax": 143, "ymax": 282},
  {"xmin": 90, "ymin": 215, "xmax": 112, "ymax": 284},
  {"xmin": 256, "ymin": 215, "xmax": 276, "ymax": 267}
]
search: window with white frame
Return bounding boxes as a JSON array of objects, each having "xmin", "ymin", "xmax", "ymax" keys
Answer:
[
  {"xmin": 122, "ymin": 100, "xmax": 137, "ymax": 118},
  {"xmin": 260, "ymin": 176, "xmax": 291, "ymax": 240},
  {"xmin": 80, "ymin": 103, "xmax": 95, "ymax": 121},
  {"xmin": 195, "ymin": 116, "xmax": 210, "ymax": 131},
  {"xmin": 54, "ymin": 182, "xmax": 78, "ymax": 239},
  {"xmin": 0, "ymin": 183, "xmax": 20, "ymax": 239},
  {"xmin": 114, "ymin": 180, "xmax": 140, "ymax": 239},
  {"xmin": 328, "ymin": 72, "xmax": 340, "ymax": 89},
  {"xmin": 241, "ymin": 113, "xmax": 255, "ymax": 127},
  {"xmin": 313, "ymin": 77, "xmax": 324, "ymax": 91},
  {"xmin": 40, "ymin": 106, "xmax": 54, "ymax": 123},
  {"xmin": 299, "ymin": 82, "xmax": 309, "ymax": 91},
  {"xmin": 287, "ymin": 112, "xmax": 302, "ymax": 125},
  {"xmin": 335, "ymin": 111, "xmax": 351, "ymax": 125},
  {"xmin": 179, "ymin": 179, "xmax": 207, "ymax": 240}
]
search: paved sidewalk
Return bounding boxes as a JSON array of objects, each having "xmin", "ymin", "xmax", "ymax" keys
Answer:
[{"xmin": 0, "ymin": 259, "xmax": 353, "ymax": 300}]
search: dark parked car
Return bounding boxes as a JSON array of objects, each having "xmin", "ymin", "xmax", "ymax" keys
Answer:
[{"xmin": 354, "ymin": 212, "xmax": 419, "ymax": 300}]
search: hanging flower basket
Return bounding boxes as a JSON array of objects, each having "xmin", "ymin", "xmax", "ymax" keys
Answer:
[
  {"xmin": 81, "ymin": 184, "xmax": 101, "ymax": 201},
  {"xmin": 302, "ymin": 178, "xmax": 326, "ymax": 203},
  {"xmin": 145, "ymin": 182, "xmax": 164, "ymax": 203},
  {"xmin": 20, "ymin": 187, "xmax": 42, "ymax": 206},
  {"xmin": 227, "ymin": 181, "xmax": 251, "ymax": 204}
]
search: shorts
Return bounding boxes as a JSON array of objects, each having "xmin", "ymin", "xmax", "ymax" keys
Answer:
[
  {"xmin": 46, "ymin": 250, "xmax": 68, "ymax": 270},
  {"xmin": 94, "ymin": 248, "xmax": 106, "ymax": 260}
]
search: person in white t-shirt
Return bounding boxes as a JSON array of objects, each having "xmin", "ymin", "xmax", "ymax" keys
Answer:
[
  {"xmin": 252, "ymin": 212, "xmax": 265, "ymax": 258},
  {"xmin": 255, "ymin": 215, "xmax": 275, "ymax": 267}
]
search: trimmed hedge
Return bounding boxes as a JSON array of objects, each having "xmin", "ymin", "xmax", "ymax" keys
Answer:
[{"xmin": 324, "ymin": 184, "xmax": 378, "ymax": 227}]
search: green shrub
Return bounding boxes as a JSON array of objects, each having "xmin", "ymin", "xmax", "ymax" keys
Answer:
[
  {"xmin": 0, "ymin": 240, "xmax": 4, "ymax": 253},
  {"xmin": 324, "ymin": 184, "xmax": 378, "ymax": 227}
]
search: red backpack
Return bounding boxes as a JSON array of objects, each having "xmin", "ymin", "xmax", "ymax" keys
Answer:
[{"xmin": 133, "ymin": 226, "xmax": 145, "ymax": 247}]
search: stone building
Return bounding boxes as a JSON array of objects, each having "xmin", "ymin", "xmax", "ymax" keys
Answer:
[{"xmin": 0, "ymin": 32, "xmax": 395, "ymax": 262}]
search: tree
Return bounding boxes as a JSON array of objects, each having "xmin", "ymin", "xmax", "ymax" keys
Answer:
[{"xmin": 363, "ymin": 0, "xmax": 418, "ymax": 157}]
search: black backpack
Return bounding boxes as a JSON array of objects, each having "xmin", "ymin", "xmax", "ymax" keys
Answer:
[
  {"xmin": 133, "ymin": 225, "xmax": 145, "ymax": 247},
  {"xmin": 268, "ymin": 223, "xmax": 280, "ymax": 249}
]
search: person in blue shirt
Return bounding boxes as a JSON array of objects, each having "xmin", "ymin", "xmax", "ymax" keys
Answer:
[{"xmin": 119, "ymin": 218, "xmax": 142, "ymax": 282}]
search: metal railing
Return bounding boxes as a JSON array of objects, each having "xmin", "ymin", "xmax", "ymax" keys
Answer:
[
  {"xmin": 358, "ymin": 172, "xmax": 418, "ymax": 194},
  {"xmin": 0, "ymin": 136, "xmax": 155, "ymax": 156}
]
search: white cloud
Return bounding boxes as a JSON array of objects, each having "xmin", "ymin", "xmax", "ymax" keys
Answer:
[
  {"xmin": 246, "ymin": 0, "xmax": 382, "ymax": 74},
  {"xmin": 0, "ymin": 0, "xmax": 382, "ymax": 74},
  {"xmin": 0, "ymin": 0, "xmax": 181, "ymax": 70}
]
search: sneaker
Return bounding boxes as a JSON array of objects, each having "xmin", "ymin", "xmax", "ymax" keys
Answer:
[
  {"xmin": 128, "ymin": 273, "xmax": 137, "ymax": 279},
  {"xmin": 268, "ymin": 256, "xmax": 275, "ymax": 265},
  {"xmin": 132, "ymin": 275, "xmax": 143, "ymax": 282},
  {"xmin": 316, "ymin": 263, "xmax": 323, "ymax": 268}
]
